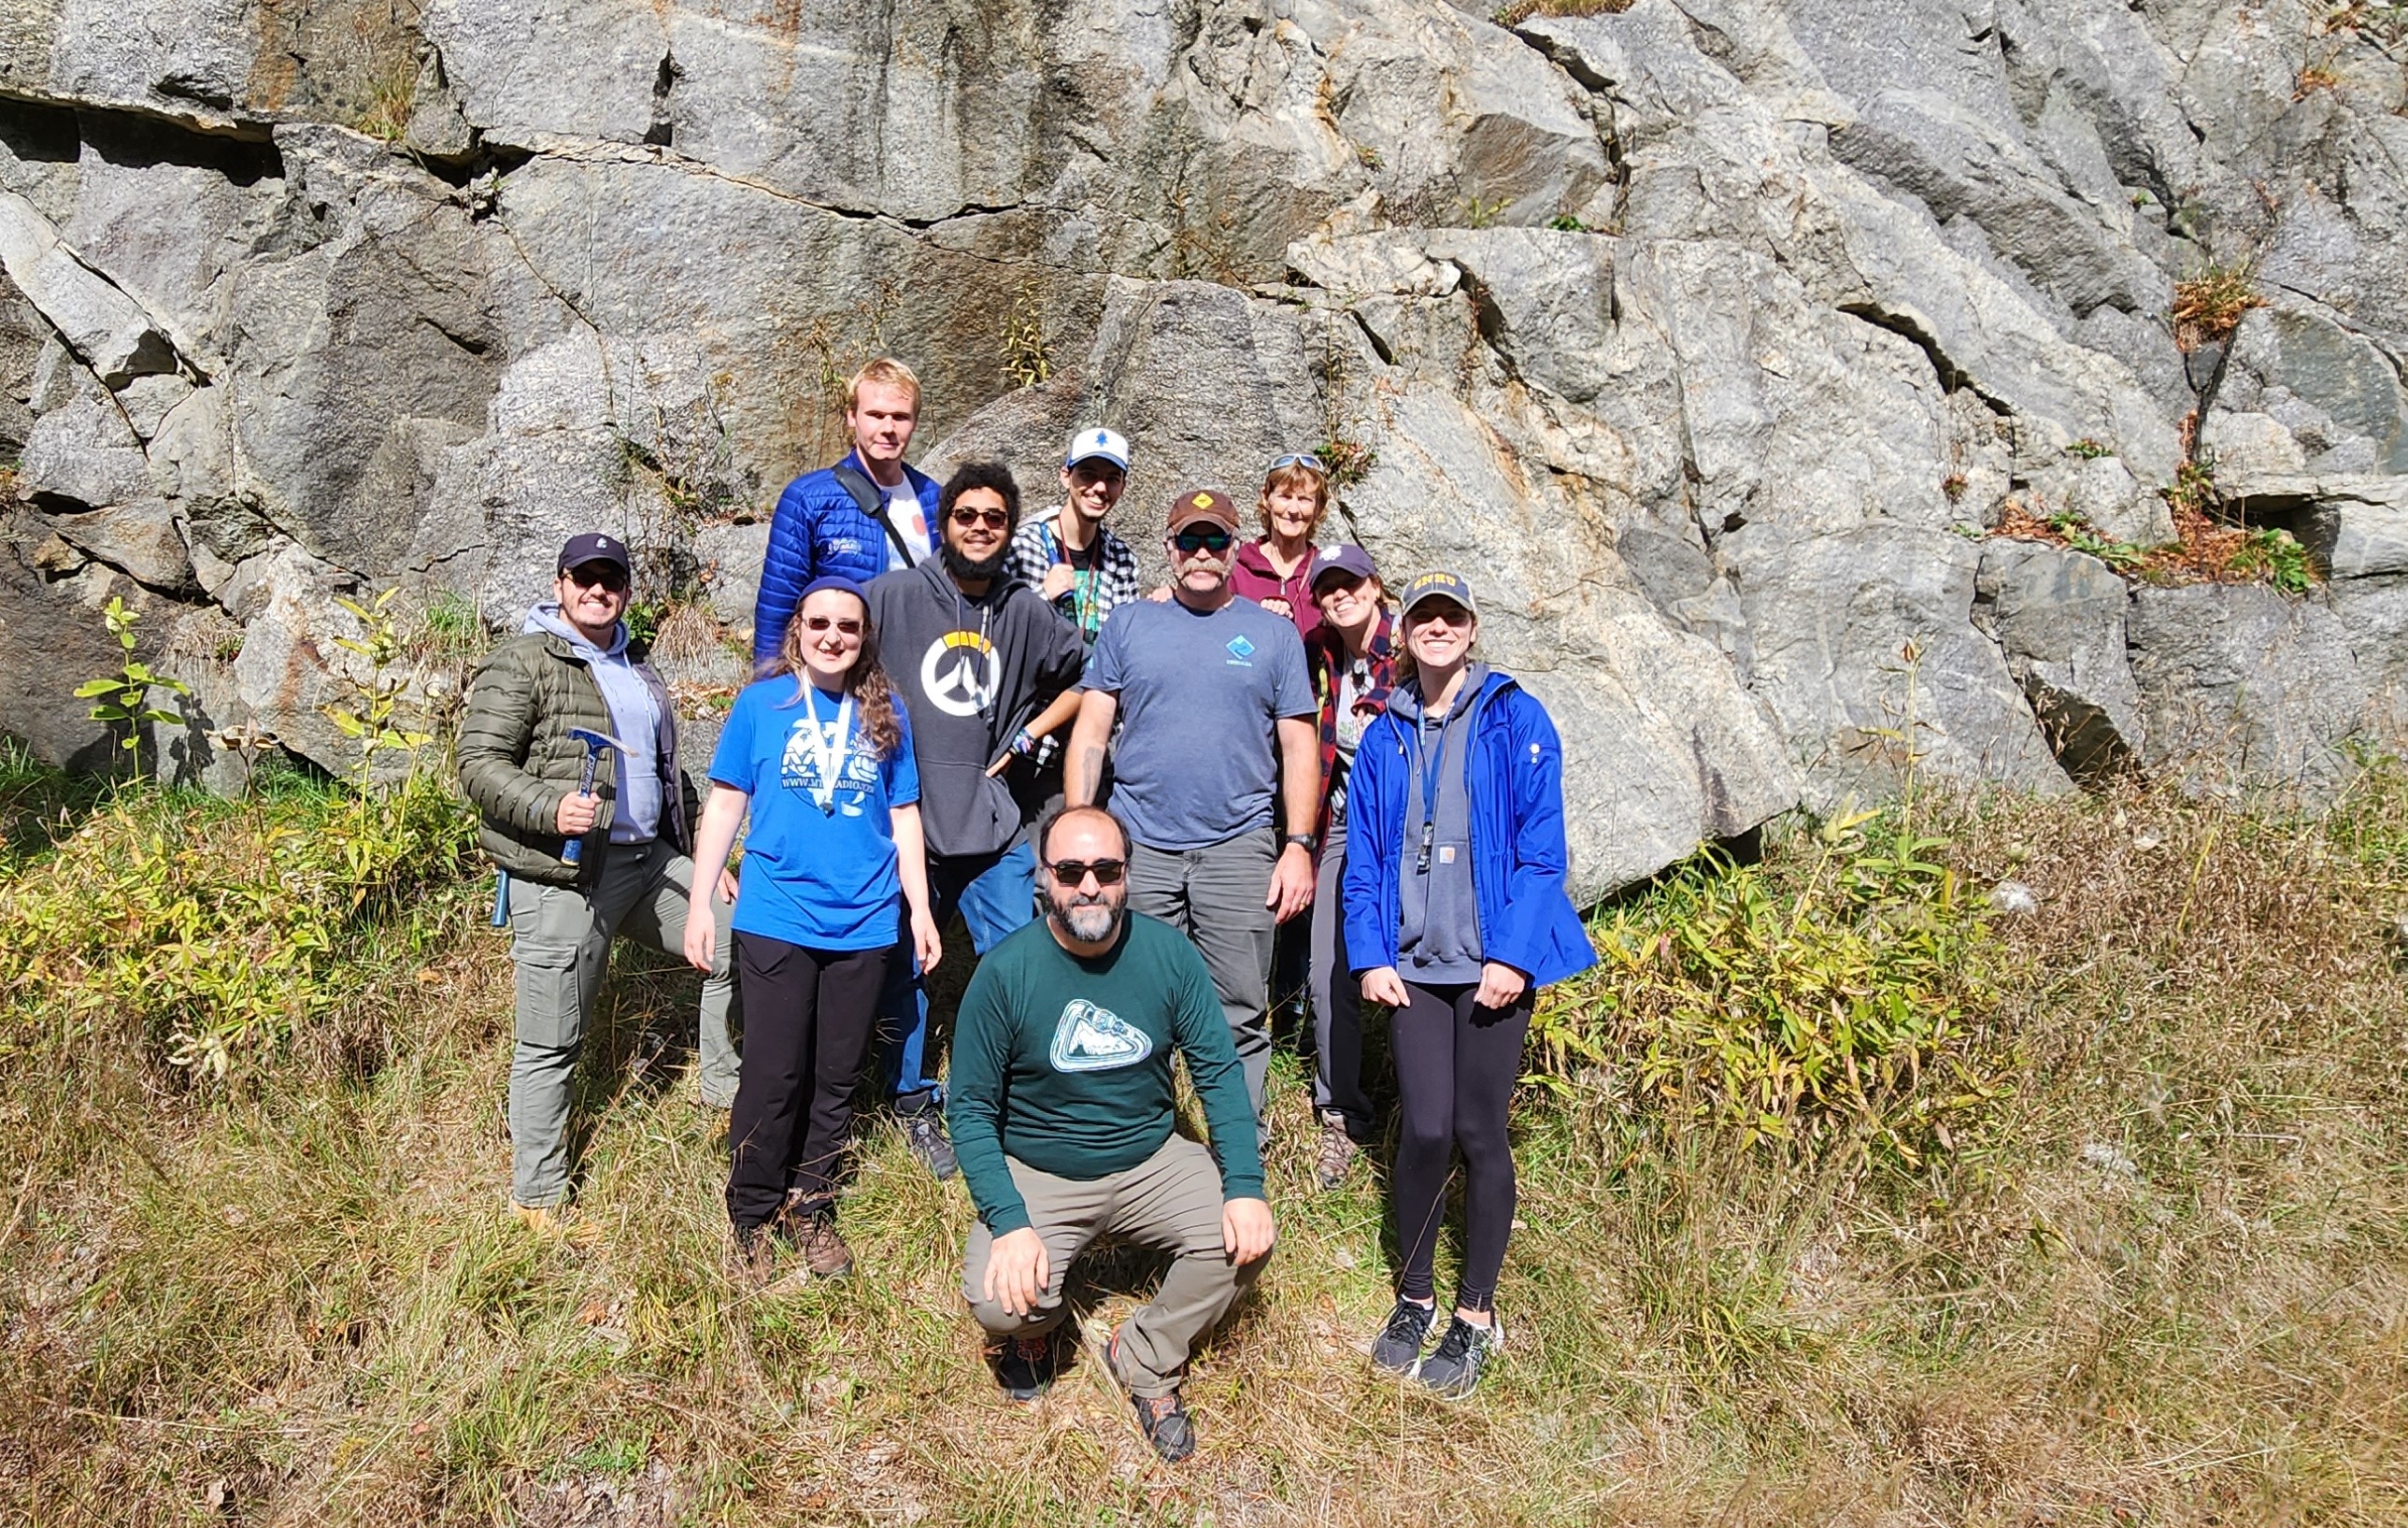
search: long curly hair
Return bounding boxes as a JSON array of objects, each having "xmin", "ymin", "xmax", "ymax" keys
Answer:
[{"xmin": 767, "ymin": 591, "xmax": 904, "ymax": 759}]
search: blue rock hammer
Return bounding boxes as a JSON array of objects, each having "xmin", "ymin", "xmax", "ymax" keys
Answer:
[{"xmin": 561, "ymin": 725, "xmax": 625, "ymax": 865}]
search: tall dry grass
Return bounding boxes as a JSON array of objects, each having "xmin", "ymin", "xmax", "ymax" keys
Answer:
[{"xmin": 3, "ymin": 765, "xmax": 2406, "ymax": 1524}]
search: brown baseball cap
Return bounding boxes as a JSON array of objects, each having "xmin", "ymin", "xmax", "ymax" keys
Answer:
[{"xmin": 1164, "ymin": 487, "xmax": 1239, "ymax": 533}]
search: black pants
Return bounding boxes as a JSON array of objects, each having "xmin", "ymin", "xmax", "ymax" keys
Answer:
[
  {"xmin": 1390, "ymin": 979, "xmax": 1532, "ymax": 1313},
  {"xmin": 726, "ymin": 932, "xmax": 890, "ymax": 1231}
]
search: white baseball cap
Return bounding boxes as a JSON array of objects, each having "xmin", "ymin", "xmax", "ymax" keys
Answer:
[{"xmin": 1064, "ymin": 426, "xmax": 1131, "ymax": 471}]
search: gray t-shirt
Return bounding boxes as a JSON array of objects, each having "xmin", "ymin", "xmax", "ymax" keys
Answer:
[{"xmin": 1080, "ymin": 595, "xmax": 1316, "ymax": 850}]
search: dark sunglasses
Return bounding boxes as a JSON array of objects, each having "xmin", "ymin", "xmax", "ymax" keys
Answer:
[
  {"xmin": 1172, "ymin": 526, "xmax": 1233, "ymax": 554},
  {"xmin": 1047, "ymin": 857, "xmax": 1127, "ymax": 888},
  {"xmin": 802, "ymin": 615, "xmax": 863, "ymax": 635},
  {"xmin": 562, "ymin": 564, "xmax": 628, "ymax": 593},
  {"xmin": 949, "ymin": 506, "xmax": 1011, "ymax": 530},
  {"xmin": 1271, "ymin": 452, "xmax": 1327, "ymax": 474}
]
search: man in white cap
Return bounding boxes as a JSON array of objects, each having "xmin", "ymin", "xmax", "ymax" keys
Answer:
[{"xmin": 1005, "ymin": 427, "xmax": 1144, "ymax": 650}]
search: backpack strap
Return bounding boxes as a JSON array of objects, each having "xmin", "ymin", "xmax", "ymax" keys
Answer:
[{"xmin": 834, "ymin": 460, "xmax": 917, "ymax": 566}]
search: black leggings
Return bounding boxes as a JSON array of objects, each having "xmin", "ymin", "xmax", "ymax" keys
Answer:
[
  {"xmin": 1390, "ymin": 980, "xmax": 1531, "ymax": 1313},
  {"xmin": 726, "ymin": 933, "xmax": 890, "ymax": 1231}
]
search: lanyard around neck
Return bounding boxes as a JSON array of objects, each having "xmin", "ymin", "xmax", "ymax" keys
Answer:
[{"xmin": 802, "ymin": 685, "xmax": 855, "ymax": 813}]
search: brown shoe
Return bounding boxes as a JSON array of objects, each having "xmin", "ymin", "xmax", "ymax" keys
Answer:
[
  {"xmin": 1314, "ymin": 1111, "xmax": 1361, "ymax": 1191},
  {"xmin": 727, "ymin": 1222, "xmax": 777, "ymax": 1286},
  {"xmin": 791, "ymin": 1207, "xmax": 854, "ymax": 1278},
  {"xmin": 1108, "ymin": 1332, "xmax": 1195, "ymax": 1463}
]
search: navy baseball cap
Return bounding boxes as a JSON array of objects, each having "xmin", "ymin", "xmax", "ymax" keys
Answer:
[
  {"xmin": 1309, "ymin": 544, "xmax": 1379, "ymax": 592},
  {"xmin": 1399, "ymin": 569, "xmax": 1477, "ymax": 619},
  {"xmin": 557, "ymin": 532, "xmax": 631, "ymax": 575}
]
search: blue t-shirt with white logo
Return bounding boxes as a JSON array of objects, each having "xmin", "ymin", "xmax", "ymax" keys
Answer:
[
  {"xmin": 1078, "ymin": 595, "xmax": 1315, "ymax": 850},
  {"xmin": 708, "ymin": 676, "xmax": 920, "ymax": 950}
]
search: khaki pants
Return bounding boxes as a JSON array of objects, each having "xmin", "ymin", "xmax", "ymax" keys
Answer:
[
  {"xmin": 1125, "ymin": 830, "xmax": 1278, "ymax": 1130},
  {"xmin": 506, "ymin": 840, "xmax": 738, "ymax": 1207},
  {"xmin": 962, "ymin": 1135, "xmax": 1266, "ymax": 1396}
]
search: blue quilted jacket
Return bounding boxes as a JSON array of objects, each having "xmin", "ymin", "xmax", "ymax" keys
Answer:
[{"xmin": 750, "ymin": 450, "xmax": 942, "ymax": 665}]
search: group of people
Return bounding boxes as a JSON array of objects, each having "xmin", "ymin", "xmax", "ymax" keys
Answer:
[{"xmin": 455, "ymin": 358, "xmax": 1593, "ymax": 1461}]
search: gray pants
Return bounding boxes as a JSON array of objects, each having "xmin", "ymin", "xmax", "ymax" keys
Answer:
[
  {"xmin": 506, "ymin": 840, "xmax": 739, "ymax": 1207},
  {"xmin": 1126, "ymin": 829, "xmax": 1277, "ymax": 1124},
  {"xmin": 962, "ymin": 1135, "xmax": 1267, "ymax": 1396},
  {"xmin": 1308, "ymin": 834, "xmax": 1371, "ymax": 1136}
]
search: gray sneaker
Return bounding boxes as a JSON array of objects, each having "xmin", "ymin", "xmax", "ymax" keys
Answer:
[
  {"xmin": 902, "ymin": 1108, "xmax": 958, "ymax": 1180},
  {"xmin": 1370, "ymin": 1296, "xmax": 1438, "ymax": 1375},
  {"xmin": 1314, "ymin": 1111, "xmax": 1361, "ymax": 1191},
  {"xmin": 1414, "ymin": 1314, "xmax": 1503, "ymax": 1399}
]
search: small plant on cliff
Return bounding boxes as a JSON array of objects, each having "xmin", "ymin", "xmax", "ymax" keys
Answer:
[
  {"xmin": 74, "ymin": 596, "xmax": 189, "ymax": 769},
  {"xmin": 2230, "ymin": 525, "xmax": 2315, "ymax": 594},
  {"xmin": 1495, "ymin": 0, "xmax": 1636, "ymax": 24},
  {"xmin": 2172, "ymin": 264, "xmax": 2267, "ymax": 350},
  {"xmin": 998, "ymin": 281, "xmax": 1053, "ymax": 390},
  {"xmin": 324, "ymin": 589, "xmax": 433, "ymax": 780}
]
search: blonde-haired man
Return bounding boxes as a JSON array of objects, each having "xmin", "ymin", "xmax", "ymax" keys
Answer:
[{"xmin": 752, "ymin": 357, "xmax": 939, "ymax": 667}]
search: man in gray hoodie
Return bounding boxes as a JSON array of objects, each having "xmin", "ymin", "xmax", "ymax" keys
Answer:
[
  {"xmin": 865, "ymin": 463, "xmax": 1088, "ymax": 1178},
  {"xmin": 457, "ymin": 533, "xmax": 740, "ymax": 1232}
]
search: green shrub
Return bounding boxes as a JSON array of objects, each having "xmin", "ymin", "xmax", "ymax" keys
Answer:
[
  {"xmin": 1543, "ymin": 807, "xmax": 2011, "ymax": 1169},
  {"xmin": 2231, "ymin": 525, "xmax": 2313, "ymax": 594},
  {"xmin": 0, "ymin": 767, "xmax": 476, "ymax": 1077}
]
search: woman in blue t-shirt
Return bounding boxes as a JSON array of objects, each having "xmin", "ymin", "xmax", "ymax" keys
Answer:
[
  {"xmin": 1341, "ymin": 569, "xmax": 1595, "ymax": 1398},
  {"xmin": 685, "ymin": 576, "xmax": 942, "ymax": 1281}
]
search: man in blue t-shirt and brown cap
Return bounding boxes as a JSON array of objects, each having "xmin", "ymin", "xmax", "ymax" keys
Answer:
[{"xmin": 1063, "ymin": 488, "xmax": 1319, "ymax": 1134}]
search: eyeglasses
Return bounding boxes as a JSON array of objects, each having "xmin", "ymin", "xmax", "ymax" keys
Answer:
[
  {"xmin": 1271, "ymin": 453, "xmax": 1327, "ymax": 474},
  {"xmin": 802, "ymin": 616, "xmax": 863, "ymax": 635},
  {"xmin": 949, "ymin": 506, "xmax": 1011, "ymax": 530},
  {"xmin": 563, "ymin": 564, "xmax": 628, "ymax": 593},
  {"xmin": 1172, "ymin": 526, "xmax": 1233, "ymax": 554},
  {"xmin": 1047, "ymin": 857, "xmax": 1127, "ymax": 887}
]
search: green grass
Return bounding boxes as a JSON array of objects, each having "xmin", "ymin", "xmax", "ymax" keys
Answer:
[{"xmin": 4, "ymin": 764, "xmax": 2407, "ymax": 1521}]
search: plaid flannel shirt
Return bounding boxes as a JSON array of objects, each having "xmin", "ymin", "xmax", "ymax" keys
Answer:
[
  {"xmin": 1307, "ymin": 607, "xmax": 1397, "ymax": 846},
  {"xmin": 1005, "ymin": 509, "xmax": 1145, "ymax": 648}
]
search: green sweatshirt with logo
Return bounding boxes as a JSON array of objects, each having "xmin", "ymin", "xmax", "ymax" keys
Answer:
[{"xmin": 946, "ymin": 913, "xmax": 1266, "ymax": 1235}]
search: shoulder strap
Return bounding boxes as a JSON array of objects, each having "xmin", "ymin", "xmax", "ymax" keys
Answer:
[{"xmin": 834, "ymin": 460, "xmax": 915, "ymax": 564}]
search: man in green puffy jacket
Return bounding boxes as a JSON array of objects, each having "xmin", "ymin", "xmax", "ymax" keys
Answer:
[{"xmin": 458, "ymin": 533, "xmax": 740, "ymax": 1233}]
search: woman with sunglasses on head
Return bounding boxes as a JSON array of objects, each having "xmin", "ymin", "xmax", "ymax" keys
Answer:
[
  {"xmin": 685, "ymin": 577, "xmax": 943, "ymax": 1283},
  {"xmin": 1342, "ymin": 570, "xmax": 1594, "ymax": 1397},
  {"xmin": 1300, "ymin": 545, "xmax": 1397, "ymax": 1191},
  {"xmin": 1229, "ymin": 453, "xmax": 1333, "ymax": 643}
]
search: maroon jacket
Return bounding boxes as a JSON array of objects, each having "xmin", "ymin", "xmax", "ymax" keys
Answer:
[{"xmin": 1231, "ymin": 538, "xmax": 1323, "ymax": 647}]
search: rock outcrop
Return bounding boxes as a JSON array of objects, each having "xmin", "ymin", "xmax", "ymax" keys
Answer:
[{"xmin": 5, "ymin": 0, "xmax": 2406, "ymax": 898}]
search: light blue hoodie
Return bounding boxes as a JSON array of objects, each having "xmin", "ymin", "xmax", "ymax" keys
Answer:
[{"xmin": 524, "ymin": 604, "xmax": 662, "ymax": 843}]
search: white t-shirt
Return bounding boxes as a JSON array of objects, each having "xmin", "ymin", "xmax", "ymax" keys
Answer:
[{"xmin": 884, "ymin": 481, "xmax": 933, "ymax": 565}]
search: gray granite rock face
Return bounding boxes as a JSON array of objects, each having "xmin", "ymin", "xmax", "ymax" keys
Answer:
[{"xmin": 4, "ymin": 0, "xmax": 2407, "ymax": 887}]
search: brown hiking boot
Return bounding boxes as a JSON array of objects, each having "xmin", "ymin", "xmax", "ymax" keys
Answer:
[
  {"xmin": 790, "ymin": 1207, "xmax": 855, "ymax": 1278},
  {"xmin": 1314, "ymin": 1111, "xmax": 1361, "ymax": 1191},
  {"xmin": 727, "ymin": 1222, "xmax": 777, "ymax": 1287}
]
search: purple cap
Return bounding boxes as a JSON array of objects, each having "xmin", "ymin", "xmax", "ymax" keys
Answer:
[
  {"xmin": 1308, "ymin": 543, "xmax": 1379, "ymax": 593},
  {"xmin": 557, "ymin": 532, "xmax": 631, "ymax": 575}
]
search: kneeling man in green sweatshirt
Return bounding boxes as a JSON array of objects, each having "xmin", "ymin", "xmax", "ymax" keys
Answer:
[{"xmin": 948, "ymin": 805, "xmax": 1276, "ymax": 1463}]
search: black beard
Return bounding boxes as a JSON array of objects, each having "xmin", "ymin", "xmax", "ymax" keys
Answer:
[{"xmin": 944, "ymin": 541, "xmax": 1010, "ymax": 584}]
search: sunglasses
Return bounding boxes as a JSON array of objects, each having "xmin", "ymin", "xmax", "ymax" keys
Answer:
[
  {"xmin": 1047, "ymin": 857, "xmax": 1127, "ymax": 887},
  {"xmin": 1271, "ymin": 452, "xmax": 1327, "ymax": 474},
  {"xmin": 1406, "ymin": 603, "xmax": 1474, "ymax": 629},
  {"xmin": 949, "ymin": 506, "xmax": 1011, "ymax": 530},
  {"xmin": 802, "ymin": 616, "xmax": 863, "ymax": 635},
  {"xmin": 562, "ymin": 564, "xmax": 628, "ymax": 593},
  {"xmin": 1315, "ymin": 574, "xmax": 1370, "ymax": 603},
  {"xmin": 1172, "ymin": 526, "xmax": 1233, "ymax": 554}
]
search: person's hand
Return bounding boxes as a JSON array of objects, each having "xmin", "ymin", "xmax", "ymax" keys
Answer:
[
  {"xmin": 1222, "ymin": 1197, "xmax": 1276, "ymax": 1264},
  {"xmin": 1475, "ymin": 961, "xmax": 1528, "ymax": 1010},
  {"xmin": 1260, "ymin": 597, "xmax": 1292, "ymax": 619},
  {"xmin": 716, "ymin": 867, "xmax": 739, "ymax": 904},
  {"xmin": 556, "ymin": 789, "xmax": 599, "ymax": 835},
  {"xmin": 1146, "ymin": 583, "xmax": 1172, "ymax": 603},
  {"xmin": 1361, "ymin": 965, "xmax": 1409, "ymax": 1008},
  {"xmin": 1267, "ymin": 843, "xmax": 1315, "ymax": 922},
  {"xmin": 682, "ymin": 899, "xmax": 718, "ymax": 973},
  {"xmin": 911, "ymin": 908, "xmax": 943, "ymax": 974},
  {"xmin": 1041, "ymin": 564, "xmax": 1076, "ymax": 601},
  {"xmin": 983, "ymin": 1227, "xmax": 1050, "ymax": 1318}
]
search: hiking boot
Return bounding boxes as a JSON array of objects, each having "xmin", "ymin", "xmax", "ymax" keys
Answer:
[
  {"xmin": 509, "ymin": 1201, "xmax": 599, "ymax": 1247},
  {"xmin": 727, "ymin": 1222, "xmax": 777, "ymax": 1286},
  {"xmin": 1314, "ymin": 1111, "xmax": 1361, "ymax": 1191},
  {"xmin": 901, "ymin": 1107, "xmax": 958, "ymax": 1180},
  {"xmin": 1370, "ymin": 1295, "xmax": 1438, "ymax": 1375},
  {"xmin": 1414, "ymin": 1314, "xmax": 1503, "ymax": 1400},
  {"xmin": 1108, "ymin": 1333, "xmax": 1195, "ymax": 1463},
  {"xmin": 990, "ymin": 1329, "xmax": 1059, "ymax": 1403},
  {"xmin": 790, "ymin": 1207, "xmax": 854, "ymax": 1278}
]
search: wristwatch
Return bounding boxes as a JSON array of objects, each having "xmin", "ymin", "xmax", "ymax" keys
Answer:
[{"xmin": 1284, "ymin": 833, "xmax": 1318, "ymax": 853}]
